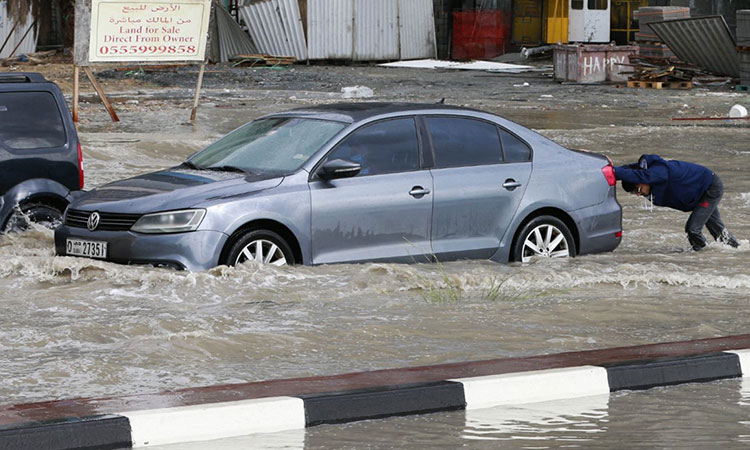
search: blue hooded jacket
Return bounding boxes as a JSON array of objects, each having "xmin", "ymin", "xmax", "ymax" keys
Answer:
[{"xmin": 614, "ymin": 154, "xmax": 713, "ymax": 212}]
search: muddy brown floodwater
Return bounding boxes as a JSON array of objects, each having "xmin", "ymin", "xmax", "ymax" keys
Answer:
[{"xmin": 1, "ymin": 63, "xmax": 749, "ymax": 447}]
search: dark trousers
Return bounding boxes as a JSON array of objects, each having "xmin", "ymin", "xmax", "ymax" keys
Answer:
[{"xmin": 685, "ymin": 173, "xmax": 733, "ymax": 250}]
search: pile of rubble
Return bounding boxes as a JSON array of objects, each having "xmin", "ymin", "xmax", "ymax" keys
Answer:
[{"xmin": 622, "ymin": 56, "xmax": 712, "ymax": 89}]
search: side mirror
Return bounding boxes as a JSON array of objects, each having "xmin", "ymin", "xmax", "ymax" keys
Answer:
[{"xmin": 318, "ymin": 159, "xmax": 361, "ymax": 180}]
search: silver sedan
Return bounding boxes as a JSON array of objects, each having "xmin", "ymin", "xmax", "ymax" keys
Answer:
[{"xmin": 55, "ymin": 103, "xmax": 622, "ymax": 270}]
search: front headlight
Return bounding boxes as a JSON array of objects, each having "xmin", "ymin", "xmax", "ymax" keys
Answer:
[{"xmin": 131, "ymin": 209, "xmax": 206, "ymax": 234}]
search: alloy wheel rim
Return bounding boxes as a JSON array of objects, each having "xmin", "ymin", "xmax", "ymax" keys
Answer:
[
  {"xmin": 521, "ymin": 224, "xmax": 569, "ymax": 263},
  {"xmin": 235, "ymin": 239, "xmax": 288, "ymax": 266}
]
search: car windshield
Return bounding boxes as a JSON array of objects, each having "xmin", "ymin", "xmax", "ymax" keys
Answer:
[{"xmin": 188, "ymin": 117, "xmax": 347, "ymax": 174}]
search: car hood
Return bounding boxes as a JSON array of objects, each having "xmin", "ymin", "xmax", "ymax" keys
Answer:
[{"xmin": 73, "ymin": 167, "xmax": 284, "ymax": 213}]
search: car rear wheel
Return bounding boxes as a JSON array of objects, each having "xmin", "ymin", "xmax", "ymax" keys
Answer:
[
  {"xmin": 226, "ymin": 230, "xmax": 294, "ymax": 267},
  {"xmin": 3, "ymin": 203, "xmax": 64, "ymax": 233},
  {"xmin": 513, "ymin": 216, "xmax": 575, "ymax": 263}
]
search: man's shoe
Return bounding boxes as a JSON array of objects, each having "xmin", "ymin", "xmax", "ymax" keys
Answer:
[{"xmin": 719, "ymin": 230, "xmax": 740, "ymax": 248}]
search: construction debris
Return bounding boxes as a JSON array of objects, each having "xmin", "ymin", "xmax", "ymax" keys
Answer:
[
  {"xmin": 620, "ymin": 56, "xmax": 714, "ymax": 89},
  {"xmin": 633, "ymin": 7, "xmax": 690, "ymax": 61},
  {"xmin": 634, "ymin": 7, "xmax": 690, "ymax": 43},
  {"xmin": 378, "ymin": 59, "xmax": 534, "ymax": 73},
  {"xmin": 230, "ymin": 54, "xmax": 296, "ymax": 67},
  {"xmin": 1, "ymin": 49, "xmax": 56, "ymax": 66}
]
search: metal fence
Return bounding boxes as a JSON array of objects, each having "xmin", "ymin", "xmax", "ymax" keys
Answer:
[{"xmin": 0, "ymin": 0, "xmax": 37, "ymax": 59}]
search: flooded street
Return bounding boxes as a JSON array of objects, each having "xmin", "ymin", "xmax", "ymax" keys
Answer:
[{"xmin": 1, "ymin": 65, "xmax": 749, "ymax": 445}]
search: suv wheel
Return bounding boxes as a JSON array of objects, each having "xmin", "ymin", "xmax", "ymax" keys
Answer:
[{"xmin": 4, "ymin": 203, "xmax": 64, "ymax": 233}]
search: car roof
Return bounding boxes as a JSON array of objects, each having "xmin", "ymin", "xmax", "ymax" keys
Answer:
[{"xmin": 267, "ymin": 102, "xmax": 485, "ymax": 124}]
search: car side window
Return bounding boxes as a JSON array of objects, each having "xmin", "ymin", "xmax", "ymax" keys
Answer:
[
  {"xmin": 0, "ymin": 92, "xmax": 66, "ymax": 150},
  {"xmin": 325, "ymin": 118, "xmax": 420, "ymax": 176},
  {"xmin": 500, "ymin": 129, "xmax": 532, "ymax": 162},
  {"xmin": 426, "ymin": 117, "xmax": 503, "ymax": 168}
]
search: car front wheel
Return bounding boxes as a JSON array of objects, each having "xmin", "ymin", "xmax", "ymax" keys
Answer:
[
  {"xmin": 512, "ymin": 216, "xmax": 575, "ymax": 263},
  {"xmin": 3, "ymin": 203, "xmax": 64, "ymax": 233},
  {"xmin": 225, "ymin": 229, "xmax": 294, "ymax": 267}
]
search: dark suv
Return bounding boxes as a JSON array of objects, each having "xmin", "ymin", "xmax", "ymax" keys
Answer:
[{"xmin": 0, "ymin": 72, "xmax": 82, "ymax": 232}]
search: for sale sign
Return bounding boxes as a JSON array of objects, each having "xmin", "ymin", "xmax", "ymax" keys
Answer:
[{"xmin": 89, "ymin": 0, "xmax": 210, "ymax": 62}]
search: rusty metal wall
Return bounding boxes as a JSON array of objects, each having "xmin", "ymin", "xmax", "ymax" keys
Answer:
[
  {"xmin": 650, "ymin": 16, "xmax": 740, "ymax": 78},
  {"xmin": 0, "ymin": 0, "xmax": 37, "ymax": 59},
  {"xmin": 240, "ymin": 0, "xmax": 306, "ymax": 60},
  {"xmin": 307, "ymin": 0, "xmax": 353, "ymax": 59}
]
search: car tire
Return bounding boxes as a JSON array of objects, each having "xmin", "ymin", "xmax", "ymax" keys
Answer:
[
  {"xmin": 512, "ymin": 215, "xmax": 575, "ymax": 263},
  {"xmin": 225, "ymin": 229, "xmax": 295, "ymax": 267},
  {"xmin": 3, "ymin": 203, "xmax": 64, "ymax": 233}
]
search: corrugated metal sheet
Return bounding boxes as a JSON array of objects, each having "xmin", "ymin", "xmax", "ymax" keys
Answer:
[
  {"xmin": 307, "ymin": 0, "xmax": 353, "ymax": 60},
  {"xmin": 308, "ymin": 0, "xmax": 435, "ymax": 61},
  {"xmin": 216, "ymin": 4, "xmax": 257, "ymax": 63},
  {"xmin": 241, "ymin": 0, "xmax": 306, "ymax": 60},
  {"xmin": 353, "ymin": 0, "xmax": 398, "ymax": 61},
  {"xmin": 650, "ymin": 16, "xmax": 740, "ymax": 78},
  {"xmin": 398, "ymin": 0, "xmax": 436, "ymax": 60},
  {"xmin": 0, "ymin": 1, "xmax": 37, "ymax": 59},
  {"xmin": 738, "ymin": 10, "xmax": 750, "ymax": 46}
]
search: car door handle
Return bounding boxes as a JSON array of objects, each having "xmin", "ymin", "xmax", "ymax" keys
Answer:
[
  {"xmin": 409, "ymin": 186, "xmax": 431, "ymax": 198},
  {"xmin": 503, "ymin": 179, "xmax": 522, "ymax": 191}
]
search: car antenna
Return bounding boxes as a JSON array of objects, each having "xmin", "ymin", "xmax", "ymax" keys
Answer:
[{"xmin": 436, "ymin": 98, "xmax": 446, "ymax": 104}]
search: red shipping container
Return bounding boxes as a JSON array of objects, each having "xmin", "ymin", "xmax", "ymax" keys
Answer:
[{"xmin": 452, "ymin": 11, "xmax": 509, "ymax": 60}]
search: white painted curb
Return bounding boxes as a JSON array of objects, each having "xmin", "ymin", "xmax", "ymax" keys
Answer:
[
  {"xmin": 726, "ymin": 350, "xmax": 750, "ymax": 376},
  {"xmin": 451, "ymin": 366, "xmax": 610, "ymax": 410},
  {"xmin": 120, "ymin": 396, "xmax": 305, "ymax": 447}
]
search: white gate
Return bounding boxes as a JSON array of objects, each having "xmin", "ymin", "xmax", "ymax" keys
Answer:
[{"xmin": 568, "ymin": 0, "xmax": 610, "ymax": 43}]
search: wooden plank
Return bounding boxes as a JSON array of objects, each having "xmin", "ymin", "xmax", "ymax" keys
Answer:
[
  {"xmin": 81, "ymin": 66, "xmax": 119, "ymax": 123},
  {"xmin": 627, "ymin": 80, "xmax": 692, "ymax": 90}
]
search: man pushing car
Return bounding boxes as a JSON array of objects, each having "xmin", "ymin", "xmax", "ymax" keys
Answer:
[{"xmin": 613, "ymin": 154, "xmax": 740, "ymax": 251}]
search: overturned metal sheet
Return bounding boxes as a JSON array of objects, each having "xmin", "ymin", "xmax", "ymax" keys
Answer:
[
  {"xmin": 216, "ymin": 4, "xmax": 257, "ymax": 63},
  {"xmin": 307, "ymin": 0, "xmax": 353, "ymax": 60},
  {"xmin": 240, "ymin": 0, "xmax": 306, "ymax": 60},
  {"xmin": 398, "ymin": 0, "xmax": 437, "ymax": 60},
  {"xmin": 0, "ymin": 1, "xmax": 37, "ymax": 59},
  {"xmin": 650, "ymin": 16, "xmax": 739, "ymax": 78}
]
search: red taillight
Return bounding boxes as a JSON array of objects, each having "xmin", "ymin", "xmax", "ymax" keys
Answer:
[
  {"xmin": 615, "ymin": 231, "xmax": 623, "ymax": 238},
  {"xmin": 77, "ymin": 142, "xmax": 84, "ymax": 189},
  {"xmin": 601, "ymin": 165, "xmax": 616, "ymax": 187}
]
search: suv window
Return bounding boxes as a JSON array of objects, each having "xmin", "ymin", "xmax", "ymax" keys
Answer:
[
  {"xmin": 0, "ymin": 92, "xmax": 66, "ymax": 150},
  {"xmin": 426, "ymin": 117, "xmax": 502, "ymax": 168},
  {"xmin": 325, "ymin": 118, "xmax": 420, "ymax": 176},
  {"xmin": 500, "ymin": 129, "xmax": 532, "ymax": 162}
]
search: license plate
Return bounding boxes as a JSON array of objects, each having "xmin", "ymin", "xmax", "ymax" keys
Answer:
[{"xmin": 66, "ymin": 238, "xmax": 108, "ymax": 259}]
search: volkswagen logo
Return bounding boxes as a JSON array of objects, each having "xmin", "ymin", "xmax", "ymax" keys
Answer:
[{"xmin": 87, "ymin": 212, "xmax": 101, "ymax": 231}]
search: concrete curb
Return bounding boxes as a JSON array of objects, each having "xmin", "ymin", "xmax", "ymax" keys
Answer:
[{"xmin": 2, "ymin": 340, "xmax": 749, "ymax": 449}]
